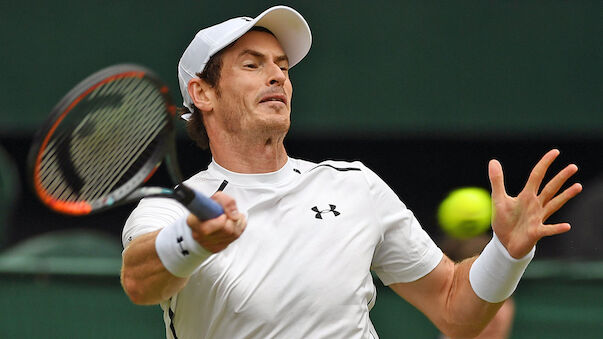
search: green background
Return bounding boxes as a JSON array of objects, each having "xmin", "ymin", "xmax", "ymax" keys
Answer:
[
  {"xmin": 1, "ymin": 0, "xmax": 601, "ymax": 137},
  {"xmin": 0, "ymin": 1, "xmax": 601, "ymax": 338},
  {"xmin": 1, "ymin": 238, "xmax": 602, "ymax": 339}
]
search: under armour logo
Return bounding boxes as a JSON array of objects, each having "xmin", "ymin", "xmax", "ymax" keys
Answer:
[
  {"xmin": 176, "ymin": 236, "xmax": 189, "ymax": 256},
  {"xmin": 311, "ymin": 205, "xmax": 340, "ymax": 219}
]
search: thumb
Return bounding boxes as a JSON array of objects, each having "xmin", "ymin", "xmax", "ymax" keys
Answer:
[
  {"xmin": 211, "ymin": 191, "xmax": 240, "ymax": 219},
  {"xmin": 488, "ymin": 159, "xmax": 507, "ymax": 201}
]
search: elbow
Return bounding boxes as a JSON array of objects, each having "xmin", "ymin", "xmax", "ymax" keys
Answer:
[
  {"xmin": 438, "ymin": 306, "xmax": 487, "ymax": 338},
  {"xmin": 439, "ymin": 316, "xmax": 488, "ymax": 339},
  {"xmin": 121, "ymin": 271, "xmax": 158, "ymax": 305}
]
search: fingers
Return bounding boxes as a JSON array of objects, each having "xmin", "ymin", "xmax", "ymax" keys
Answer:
[
  {"xmin": 211, "ymin": 191, "xmax": 246, "ymax": 235},
  {"xmin": 187, "ymin": 191, "xmax": 247, "ymax": 253},
  {"xmin": 189, "ymin": 214, "xmax": 247, "ymax": 252},
  {"xmin": 525, "ymin": 149, "xmax": 560, "ymax": 194},
  {"xmin": 488, "ymin": 159, "xmax": 507, "ymax": 200},
  {"xmin": 189, "ymin": 214, "xmax": 243, "ymax": 238},
  {"xmin": 530, "ymin": 151, "xmax": 581, "ymax": 221},
  {"xmin": 486, "ymin": 150, "xmax": 580, "ymax": 254},
  {"xmin": 211, "ymin": 191, "xmax": 240, "ymax": 219},
  {"xmin": 539, "ymin": 164, "xmax": 579, "ymax": 204},
  {"xmin": 543, "ymin": 182, "xmax": 583, "ymax": 220},
  {"xmin": 539, "ymin": 223, "xmax": 572, "ymax": 238}
]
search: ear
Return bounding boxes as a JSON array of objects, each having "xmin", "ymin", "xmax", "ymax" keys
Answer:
[{"xmin": 188, "ymin": 78, "xmax": 214, "ymax": 112}]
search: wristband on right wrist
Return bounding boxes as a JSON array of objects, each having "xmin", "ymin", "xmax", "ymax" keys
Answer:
[
  {"xmin": 469, "ymin": 234, "xmax": 535, "ymax": 303},
  {"xmin": 155, "ymin": 216, "xmax": 212, "ymax": 278}
]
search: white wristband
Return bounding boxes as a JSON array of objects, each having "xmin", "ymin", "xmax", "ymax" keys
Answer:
[
  {"xmin": 469, "ymin": 234, "xmax": 535, "ymax": 303},
  {"xmin": 155, "ymin": 216, "xmax": 212, "ymax": 277}
]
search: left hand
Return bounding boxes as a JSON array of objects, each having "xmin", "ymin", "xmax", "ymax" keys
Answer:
[{"xmin": 488, "ymin": 149, "xmax": 582, "ymax": 259}]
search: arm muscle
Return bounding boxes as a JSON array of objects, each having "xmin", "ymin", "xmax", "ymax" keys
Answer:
[
  {"xmin": 120, "ymin": 231, "xmax": 188, "ymax": 305},
  {"xmin": 390, "ymin": 255, "xmax": 502, "ymax": 338}
]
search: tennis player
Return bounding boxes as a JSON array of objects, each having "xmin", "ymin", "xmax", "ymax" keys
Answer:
[{"xmin": 120, "ymin": 6, "xmax": 582, "ymax": 338}]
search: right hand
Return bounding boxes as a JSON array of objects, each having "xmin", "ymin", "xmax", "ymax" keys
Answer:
[{"xmin": 187, "ymin": 191, "xmax": 246, "ymax": 253}]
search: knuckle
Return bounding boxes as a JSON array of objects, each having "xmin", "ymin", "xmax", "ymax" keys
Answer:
[
  {"xmin": 222, "ymin": 223, "xmax": 235, "ymax": 236},
  {"xmin": 186, "ymin": 214, "xmax": 200, "ymax": 227},
  {"xmin": 236, "ymin": 218, "xmax": 247, "ymax": 234},
  {"xmin": 198, "ymin": 226, "xmax": 213, "ymax": 237},
  {"xmin": 212, "ymin": 191, "xmax": 233, "ymax": 204},
  {"xmin": 223, "ymin": 199, "xmax": 238, "ymax": 213},
  {"xmin": 212, "ymin": 192, "xmax": 239, "ymax": 215},
  {"xmin": 199, "ymin": 216, "xmax": 225, "ymax": 236}
]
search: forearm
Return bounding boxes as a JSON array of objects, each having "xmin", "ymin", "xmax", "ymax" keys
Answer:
[
  {"xmin": 442, "ymin": 257, "xmax": 503, "ymax": 337},
  {"xmin": 437, "ymin": 234, "xmax": 532, "ymax": 337},
  {"xmin": 120, "ymin": 230, "xmax": 189, "ymax": 305},
  {"xmin": 120, "ymin": 192, "xmax": 244, "ymax": 305},
  {"xmin": 392, "ymin": 255, "xmax": 501, "ymax": 338}
]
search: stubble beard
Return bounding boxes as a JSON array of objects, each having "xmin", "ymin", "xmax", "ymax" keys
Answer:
[
  {"xmin": 216, "ymin": 85, "xmax": 291, "ymax": 144},
  {"xmin": 220, "ymin": 105, "xmax": 290, "ymax": 145}
]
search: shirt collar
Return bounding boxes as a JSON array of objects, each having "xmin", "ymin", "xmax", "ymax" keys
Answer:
[{"xmin": 207, "ymin": 157, "xmax": 298, "ymax": 187}]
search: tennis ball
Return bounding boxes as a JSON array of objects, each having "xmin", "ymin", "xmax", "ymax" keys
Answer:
[{"xmin": 437, "ymin": 187, "xmax": 492, "ymax": 239}]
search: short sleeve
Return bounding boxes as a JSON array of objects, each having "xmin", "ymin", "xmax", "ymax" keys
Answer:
[
  {"xmin": 362, "ymin": 165, "xmax": 443, "ymax": 285},
  {"xmin": 121, "ymin": 196, "xmax": 188, "ymax": 248}
]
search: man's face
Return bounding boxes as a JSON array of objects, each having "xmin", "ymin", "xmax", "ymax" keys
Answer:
[{"xmin": 210, "ymin": 30, "xmax": 293, "ymax": 137}]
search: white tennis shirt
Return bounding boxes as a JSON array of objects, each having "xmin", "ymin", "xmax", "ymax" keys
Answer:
[{"xmin": 123, "ymin": 157, "xmax": 443, "ymax": 339}]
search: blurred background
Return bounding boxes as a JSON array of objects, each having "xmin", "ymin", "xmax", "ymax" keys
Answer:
[{"xmin": 0, "ymin": 0, "xmax": 601, "ymax": 338}]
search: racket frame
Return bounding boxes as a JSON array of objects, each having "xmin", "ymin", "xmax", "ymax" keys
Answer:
[{"xmin": 28, "ymin": 64, "xmax": 182, "ymax": 216}]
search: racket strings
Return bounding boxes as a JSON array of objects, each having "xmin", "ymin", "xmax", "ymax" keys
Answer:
[
  {"xmin": 38, "ymin": 77, "xmax": 142, "ymax": 191},
  {"xmin": 51, "ymin": 90, "xmax": 165, "ymax": 202},
  {"xmin": 85, "ymin": 92, "xmax": 167, "ymax": 200},
  {"xmin": 38, "ymin": 76, "xmax": 169, "ymax": 203},
  {"xmin": 38, "ymin": 80, "xmax": 140, "ymax": 201},
  {"xmin": 108, "ymin": 96, "xmax": 167, "ymax": 189},
  {"xmin": 74, "ymin": 80, "xmax": 167, "ymax": 200},
  {"xmin": 71, "ymin": 81, "xmax": 163, "ymax": 197}
]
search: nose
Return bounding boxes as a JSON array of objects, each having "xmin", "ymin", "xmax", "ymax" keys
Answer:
[{"xmin": 267, "ymin": 62, "xmax": 286, "ymax": 86}]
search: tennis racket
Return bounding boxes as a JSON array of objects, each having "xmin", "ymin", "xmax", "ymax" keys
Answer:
[{"xmin": 27, "ymin": 64, "xmax": 223, "ymax": 220}]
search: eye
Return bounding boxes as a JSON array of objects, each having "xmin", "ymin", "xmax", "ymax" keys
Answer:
[{"xmin": 243, "ymin": 62, "xmax": 258, "ymax": 69}]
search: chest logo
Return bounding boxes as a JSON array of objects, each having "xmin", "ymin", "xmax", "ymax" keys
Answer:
[{"xmin": 311, "ymin": 204, "xmax": 340, "ymax": 219}]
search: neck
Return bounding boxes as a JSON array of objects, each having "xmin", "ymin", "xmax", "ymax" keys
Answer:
[{"xmin": 209, "ymin": 131, "xmax": 288, "ymax": 173}]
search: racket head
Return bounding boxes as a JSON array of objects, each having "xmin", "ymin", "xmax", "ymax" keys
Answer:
[{"xmin": 28, "ymin": 64, "xmax": 180, "ymax": 216}]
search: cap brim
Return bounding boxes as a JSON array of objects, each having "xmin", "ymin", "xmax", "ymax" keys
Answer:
[{"xmin": 252, "ymin": 6, "xmax": 312, "ymax": 68}]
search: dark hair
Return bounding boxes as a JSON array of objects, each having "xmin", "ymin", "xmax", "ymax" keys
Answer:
[{"xmin": 179, "ymin": 26, "xmax": 276, "ymax": 150}]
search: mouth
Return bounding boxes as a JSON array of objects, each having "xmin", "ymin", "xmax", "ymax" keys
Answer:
[{"xmin": 259, "ymin": 93, "xmax": 287, "ymax": 106}]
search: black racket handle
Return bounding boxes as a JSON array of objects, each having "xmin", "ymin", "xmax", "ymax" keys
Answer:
[{"xmin": 174, "ymin": 184, "xmax": 224, "ymax": 221}]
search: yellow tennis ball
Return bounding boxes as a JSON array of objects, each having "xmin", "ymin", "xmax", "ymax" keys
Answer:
[{"xmin": 437, "ymin": 187, "xmax": 492, "ymax": 239}]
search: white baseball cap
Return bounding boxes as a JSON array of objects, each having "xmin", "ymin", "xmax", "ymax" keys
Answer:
[{"xmin": 177, "ymin": 5, "xmax": 312, "ymax": 116}]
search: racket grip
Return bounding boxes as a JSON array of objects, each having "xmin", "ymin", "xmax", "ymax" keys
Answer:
[{"xmin": 174, "ymin": 184, "xmax": 224, "ymax": 221}]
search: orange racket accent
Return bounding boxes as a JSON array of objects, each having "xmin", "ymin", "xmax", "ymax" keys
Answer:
[
  {"xmin": 167, "ymin": 105, "xmax": 177, "ymax": 116},
  {"xmin": 143, "ymin": 164, "xmax": 160, "ymax": 184},
  {"xmin": 160, "ymin": 86, "xmax": 177, "ymax": 116},
  {"xmin": 47, "ymin": 200, "xmax": 92, "ymax": 215},
  {"xmin": 33, "ymin": 71, "xmax": 145, "ymax": 215}
]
